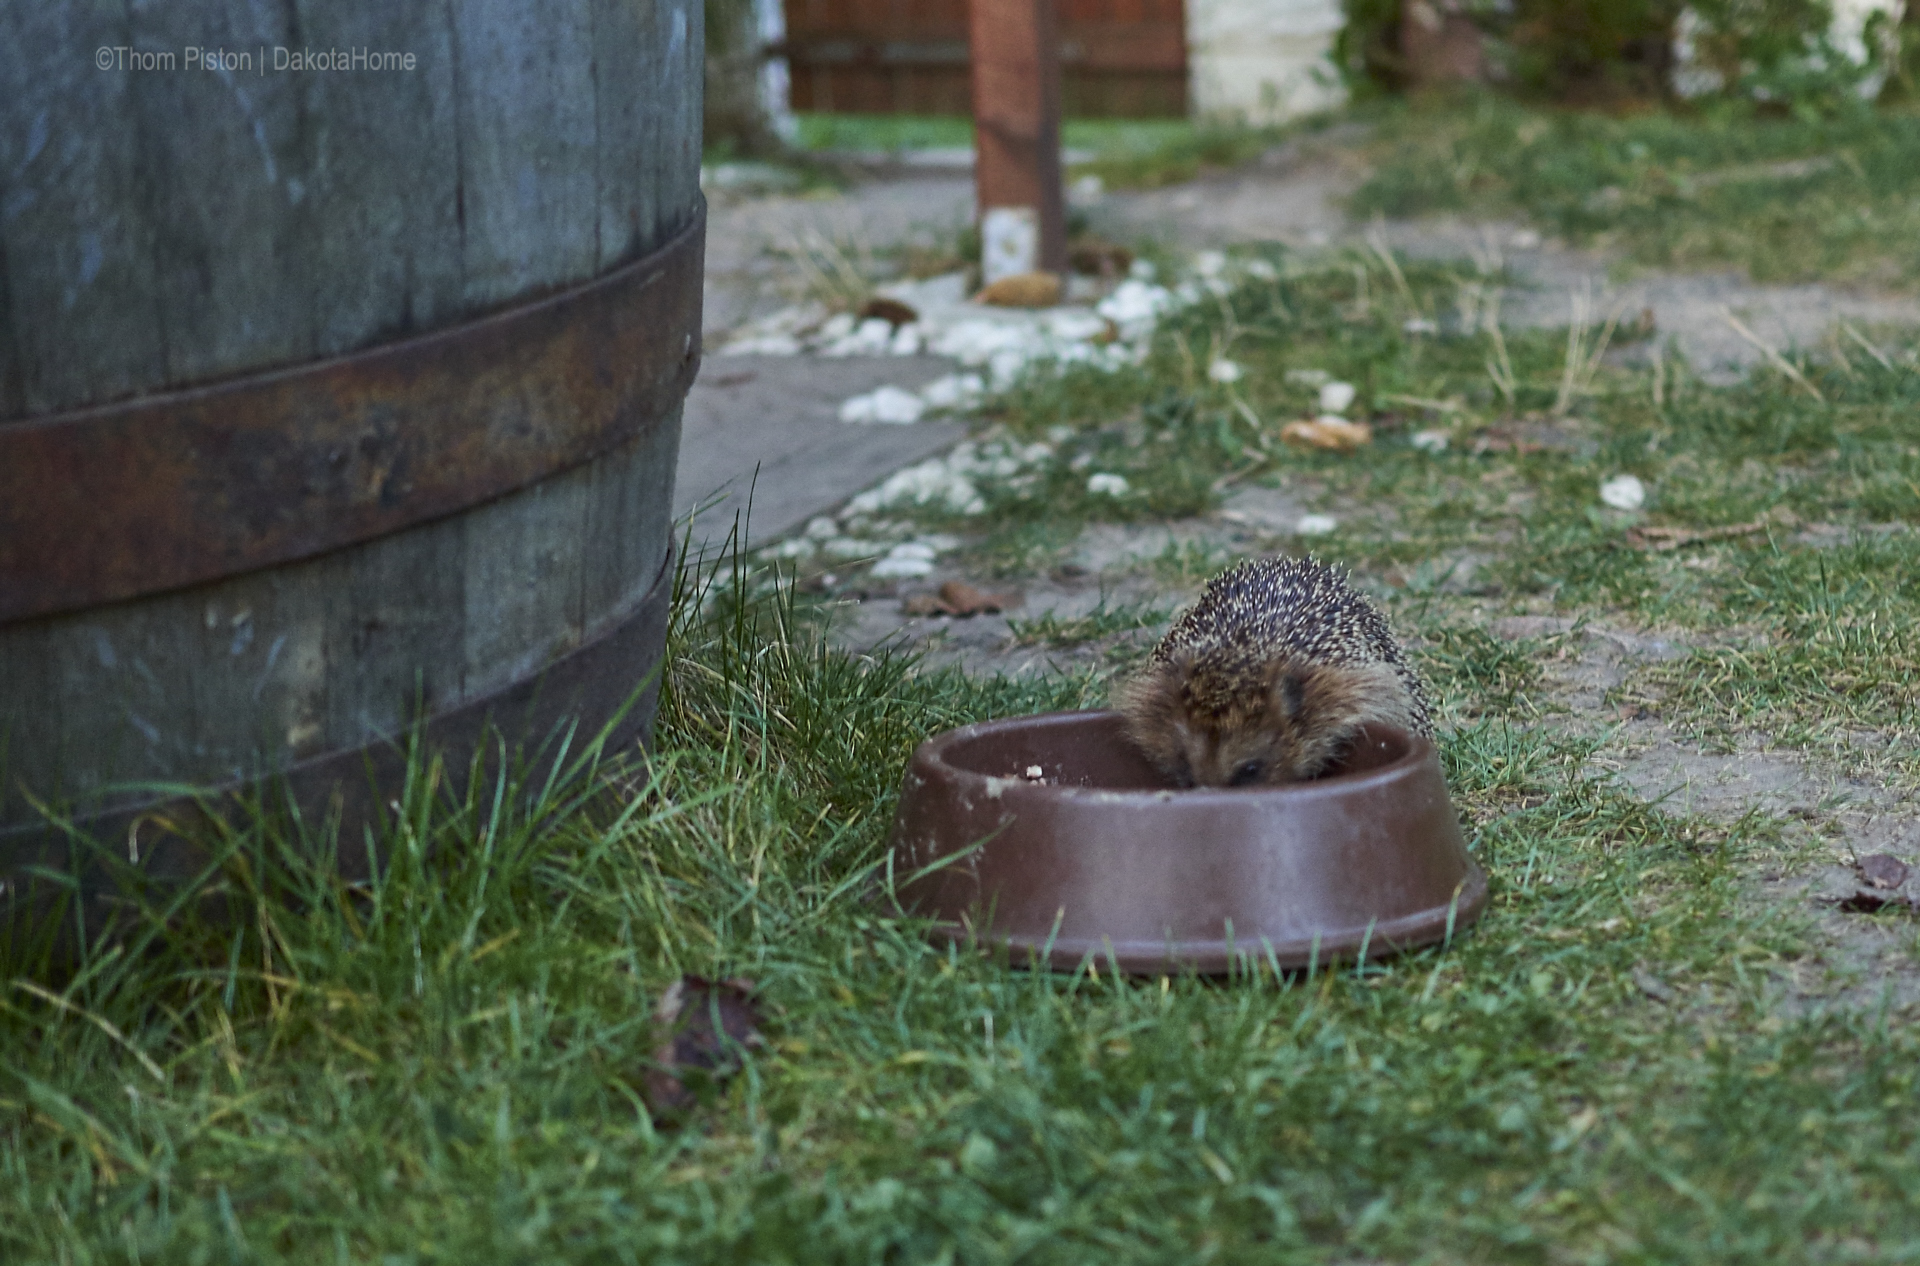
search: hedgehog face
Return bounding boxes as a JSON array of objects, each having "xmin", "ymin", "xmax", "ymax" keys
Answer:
[{"xmin": 1117, "ymin": 654, "xmax": 1410, "ymax": 787}]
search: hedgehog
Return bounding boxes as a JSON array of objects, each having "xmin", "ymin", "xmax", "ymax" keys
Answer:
[{"xmin": 1115, "ymin": 555, "xmax": 1433, "ymax": 787}]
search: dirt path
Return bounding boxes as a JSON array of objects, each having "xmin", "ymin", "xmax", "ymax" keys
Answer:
[{"xmin": 677, "ymin": 138, "xmax": 1920, "ymax": 553}]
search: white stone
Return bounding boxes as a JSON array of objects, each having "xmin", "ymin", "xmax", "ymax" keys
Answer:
[
  {"xmin": 1041, "ymin": 309, "xmax": 1109, "ymax": 342},
  {"xmin": 889, "ymin": 323, "xmax": 924, "ymax": 355},
  {"xmin": 1402, "ymin": 317, "xmax": 1439, "ymax": 335},
  {"xmin": 1295, "ymin": 513, "xmax": 1338, "ymax": 535},
  {"xmin": 1410, "ymin": 428, "xmax": 1451, "ymax": 454},
  {"xmin": 1096, "ymin": 279, "xmax": 1177, "ymax": 339},
  {"xmin": 822, "ymin": 537, "xmax": 885, "ymax": 559},
  {"xmin": 839, "ymin": 386, "xmax": 927, "ymax": 425},
  {"xmin": 1318, "ymin": 380, "xmax": 1357, "ymax": 413},
  {"xmin": 931, "ymin": 318, "xmax": 1029, "ymax": 366},
  {"xmin": 718, "ymin": 333, "xmax": 802, "ymax": 356},
  {"xmin": 822, "ymin": 317, "xmax": 896, "ymax": 357},
  {"xmin": 1194, "ymin": 250, "xmax": 1228, "ymax": 278},
  {"xmin": 804, "ymin": 515, "xmax": 841, "ymax": 540},
  {"xmin": 871, "ymin": 554, "xmax": 936, "ymax": 578},
  {"xmin": 1069, "ymin": 175, "xmax": 1105, "ymax": 205},
  {"xmin": 918, "ymin": 373, "xmax": 986, "ymax": 411},
  {"xmin": 1087, "ymin": 473, "xmax": 1131, "ymax": 497},
  {"xmin": 1600, "ymin": 474, "xmax": 1646, "ymax": 511},
  {"xmin": 1208, "ymin": 358, "xmax": 1244, "ymax": 384}
]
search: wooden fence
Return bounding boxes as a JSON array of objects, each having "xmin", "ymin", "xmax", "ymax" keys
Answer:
[{"xmin": 781, "ymin": 0, "xmax": 1187, "ymax": 117}]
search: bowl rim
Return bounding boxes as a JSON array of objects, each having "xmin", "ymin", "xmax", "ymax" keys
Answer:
[{"xmin": 915, "ymin": 709, "xmax": 1432, "ymax": 802}]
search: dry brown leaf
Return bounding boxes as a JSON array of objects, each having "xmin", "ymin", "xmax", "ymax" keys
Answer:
[
  {"xmin": 939, "ymin": 580, "xmax": 1017, "ymax": 616},
  {"xmin": 1280, "ymin": 417, "xmax": 1372, "ymax": 452},
  {"xmin": 859, "ymin": 296, "xmax": 919, "ymax": 327},
  {"xmin": 643, "ymin": 976, "xmax": 764, "ymax": 1119},
  {"xmin": 900, "ymin": 581, "xmax": 1021, "ymax": 618},
  {"xmin": 975, "ymin": 272, "xmax": 1063, "ymax": 308},
  {"xmin": 1470, "ymin": 427, "xmax": 1546, "ymax": 455}
]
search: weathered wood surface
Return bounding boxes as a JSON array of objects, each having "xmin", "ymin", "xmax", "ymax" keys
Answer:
[
  {"xmin": 0, "ymin": 1, "xmax": 702, "ymax": 842},
  {"xmin": 0, "ymin": 1, "xmax": 702, "ymax": 417},
  {"xmin": 0, "ymin": 417, "xmax": 681, "ymax": 831}
]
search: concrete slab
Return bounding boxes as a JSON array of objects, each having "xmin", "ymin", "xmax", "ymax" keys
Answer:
[{"xmin": 673, "ymin": 353, "xmax": 968, "ymax": 555}]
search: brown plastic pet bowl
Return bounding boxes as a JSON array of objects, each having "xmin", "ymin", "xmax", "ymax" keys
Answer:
[{"xmin": 887, "ymin": 711, "xmax": 1486, "ymax": 974}]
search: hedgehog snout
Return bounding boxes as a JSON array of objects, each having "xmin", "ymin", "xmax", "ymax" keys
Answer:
[{"xmin": 1188, "ymin": 708, "xmax": 1318, "ymax": 787}]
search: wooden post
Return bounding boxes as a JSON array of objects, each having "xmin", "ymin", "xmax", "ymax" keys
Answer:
[{"xmin": 968, "ymin": 0, "xmax": 1067, "ymax": 283}]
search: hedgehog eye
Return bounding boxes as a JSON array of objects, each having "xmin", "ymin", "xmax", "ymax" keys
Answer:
[{"xmin": 1229, "ymin": 760, "xmax": 1265, "ymax": 786}]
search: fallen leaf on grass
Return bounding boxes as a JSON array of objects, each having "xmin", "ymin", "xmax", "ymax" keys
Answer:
[
  {"xmin": 976, "ymin": 272, "xmax": 1062, "ymax": 308},
  {"xmin": 858, "ymin": 296, "xmax": 920, "ymax": 327},
  {"xmin": 1626, "ymin": 521, "xmax": 1767, "ymax": 552},
  {"xmin": 1470, "ymin": 427, "xmax": 1547, "ymax": 456},
  {"xmin": 900, "ymin": 581, "xmax": 1021, "ymax": 618},
  {"xmin": 1857, "ymin": 853, "xmax": 1910, "ymax": 890},
  {"xmin": 1280, "ymin": 417, "xmax": 1372, "ymax": 452},
  {"xmin": 644, "ymin": 976, "xmax": 765, "ymax": 1118}
]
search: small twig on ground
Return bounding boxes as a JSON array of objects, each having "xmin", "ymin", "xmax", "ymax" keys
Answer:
[
  {"xmin": 1626, "ymin": 521, "xmax": 1769, "ymax": 552},
  {"xmin": 1825, "ymin": 329, "xmax": 1857, "ymax": 379},
  {"xmin": 1366, "ymin": 219, "xmax": 1418, "ymax": 311},
  {"xmin": 1553, "ymin": 283, "xmax": 1625, "ymax": 417},
  {"xmin": 1720, "ymin": 307, "xmax": 1824, "ymax": 401},
  {"xmin": 1840, "ymin": 322, "xmax": 1895, "ymax": 373},
  {"xmin": 1211, "ymin": 452, "xmax": 1271, "ymax": 492},
  {"xmin": 1171, "ymin": 331, "xmax": 1198, "ymax": 391},
  {"xmin": 1482, "ymin": 292, "xmax": 1517, "ymax": 409},
  {"xmin": 1469, "ymin": 226, "xmax": 1505, "ymax": 278}
]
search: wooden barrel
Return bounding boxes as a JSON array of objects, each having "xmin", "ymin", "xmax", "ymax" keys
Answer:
[{"xmin": 0, "ymin": 4, "xmax": 704, "ymax": 887}]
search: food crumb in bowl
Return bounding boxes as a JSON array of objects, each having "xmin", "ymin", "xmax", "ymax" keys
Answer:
[{"xmin": 1024, "ymin": 765, "xmax": 1044, "ymax": 779}]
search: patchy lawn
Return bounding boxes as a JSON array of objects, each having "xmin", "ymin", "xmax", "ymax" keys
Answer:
[
  {"xmin": 1351, "ymin": 94, "xmax": 1920, "ymax": 290},
  {"xmin": 9, "ymin": 104, "xmax": 1920, "ymax": 1264}
]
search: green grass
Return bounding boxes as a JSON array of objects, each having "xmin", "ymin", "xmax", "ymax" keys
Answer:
[
  {"xmin": 1350, "ymin": 95, "xmax": 1920, "ymax": 288},
  {"xmin": 791, "ymin": 113, "xmax": 1286, "ymax": 189},
  {"xmin": 1005, "ymin": 598, "xmax": 1173, "ymax": 650},
  {"xmin": 10, "ymin": 545, "xmax": 1920, "ymax": 1262},
  {"xmin": 12, "ymin": 114, "xmax": 1920, "ymax": 1258}
]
